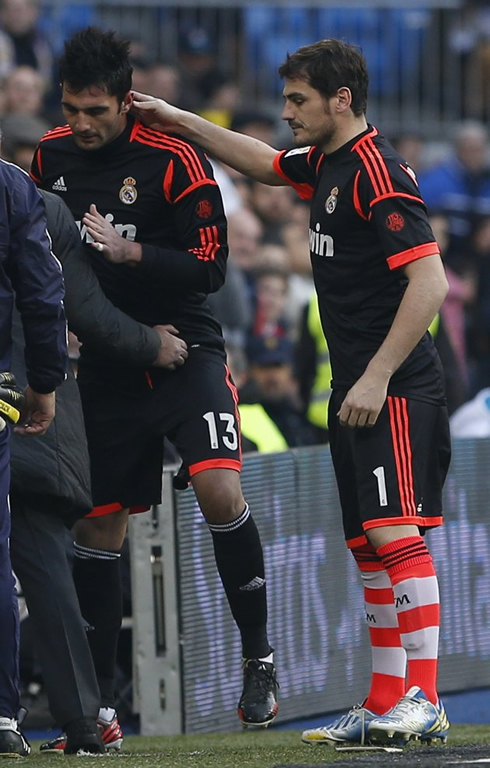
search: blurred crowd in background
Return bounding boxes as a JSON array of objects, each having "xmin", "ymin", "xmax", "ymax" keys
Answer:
[
  {"xmin": 5, "ymin": 0, "xmax": 490, "ymax": 723},
  {"xmin": 1, "ymin": 0, "xmax": 490, "ymax": 445}
]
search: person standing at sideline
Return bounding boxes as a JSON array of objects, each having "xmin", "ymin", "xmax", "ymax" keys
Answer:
[
  {"xmin": 131, "ymin": 37, "xmax": 451, "ymax": 748},
  {"xmin": 10, "ymin": 188, "xmax": 187, "ymax": 755},
  {"xmin": 31, "ymin": 27, "xmax": 277, "ymax": 750},
  {"xmin": 0, "ymin": 159, "xmax": 67, "ymax": 756}
]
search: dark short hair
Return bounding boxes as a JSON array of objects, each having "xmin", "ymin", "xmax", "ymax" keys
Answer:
[
  {"xmin": 278, "ymin": 38, "xmax": 368, "ymax": 116},
  {"xmin": 59, "ymin": 26, "xmax": 132, "ymax": 102}
]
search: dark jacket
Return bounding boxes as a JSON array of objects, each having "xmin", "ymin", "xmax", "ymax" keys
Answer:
[
  {"xmin": 0, "ymin": 161, "xmax": 67, "ymax": 392},
  {"xmin": 10, "ymin": 191, "xmax": 161, "ymax": 525}
]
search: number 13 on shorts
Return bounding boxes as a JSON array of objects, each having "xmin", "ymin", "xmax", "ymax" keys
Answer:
[{"xmin": 203, "ymin": 411, "xmax": 239, "ymax": 451}]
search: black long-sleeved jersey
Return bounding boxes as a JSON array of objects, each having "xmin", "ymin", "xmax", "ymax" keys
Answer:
[
  {"xmin": 31, "ymin": 116, "xmax": 228, "ymax": 360},
  {"xmin": 40, "ymin": 190, "xmax": 160, "ymax": 367},
  {"xmin": 274, "ymin": 125, "xmax": 445, "ymax": 404}
]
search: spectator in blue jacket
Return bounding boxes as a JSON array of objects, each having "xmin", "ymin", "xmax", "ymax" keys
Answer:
[
  {"xmin": 0, "ymin": 158, "xmax": 67, "ymax": 756},
  {"xmin": 418, "ymin": 121, "xmax": 490, "ymax": 265}
]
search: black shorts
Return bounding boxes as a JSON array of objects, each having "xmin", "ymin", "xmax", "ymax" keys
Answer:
[
  {"xmin": 328, "ymin": 390, "xmax": 451, "ymax": 547},
  {"xmin": 77, "ymin": 346, "xmax": 241, "ymax": 516}
]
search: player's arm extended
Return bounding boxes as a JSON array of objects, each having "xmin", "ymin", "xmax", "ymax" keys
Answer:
[
  {"xmin": 338, "ymin": 253, "xmax": 448, "ymax": 428},
  {"xmin": 131, "ymin": 91, "xmax": 283, "ymax": 186}
]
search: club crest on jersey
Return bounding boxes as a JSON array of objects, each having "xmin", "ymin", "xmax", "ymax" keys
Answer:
[
  {"xmin": 386, "ymin": 212, "xmax": 405, "ymax": 232},
  {"xmin": 119, "ymin": 177, "xmax": 137, "ymax": 205},
  {"xmin": 325, "ymin": 187, "xmax": 339, "ymax": 214},
  {"xmin": 196, "ymin": 200, "xmax": 213, "ymax": 219}
]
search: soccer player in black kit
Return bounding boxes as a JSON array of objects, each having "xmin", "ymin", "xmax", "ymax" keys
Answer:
[
  {"xmin": 132, "ymin": 39, "xmax": 452, "ymax": 748},
  {"xmin": 30, "ymin": 27, "xmax": 278, "ymax": 750}
]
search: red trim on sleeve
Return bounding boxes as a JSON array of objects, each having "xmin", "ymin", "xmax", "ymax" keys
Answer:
[
  {"xmin": 387, "ymin": 241, "xmax": 440, "ymax": 270},
  {"xmin": 272, "ymin": 151, "xmax": 314, "ymax": 200},
  {"xmin": 370, "ymin": 191, "xmax": 423, "ymax": 208},
  {"xmin": 189, "ymin": 458, "xmax": 242, "ymax": 476},
  {"xmin": 189, "ymin": 225, "xmax": 221, "ymax": 261},
  {"xmin": 173, "ymin": 177, "xmax": 218, "ymax": 204}
]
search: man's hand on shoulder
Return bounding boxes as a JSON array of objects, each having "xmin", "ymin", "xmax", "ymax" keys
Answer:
[
  {"xmin": 14, "ymin": 386, "xmax": 55, "ymax": 436},
  {"xmin": 152, "ymin": 325, "xmax": 188, "ymax": 370},
  {"xmin": 82, "ymin": 204, "xmax": 142, "ymax": 265},
  {"xmin": 131, "ymin": 91, "xmax": 183, "ymax": 133}
]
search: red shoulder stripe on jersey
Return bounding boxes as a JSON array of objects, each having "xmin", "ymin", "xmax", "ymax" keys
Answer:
[
  {"xmin": 135, "ymin": 132, "xmax": 203, "ymax": 183},
  {"xmin": 351, "ymin": 126, "xmax": 379, "ymax": 152},
  {"xmin": 354, "ymin": 133, "xmax": 393, "ymax": 197},
  {"xmin": 272, "ymin": 151, "xmax": 314, "ymax": 200},
  {"xmin": 135, "ymin": 125, "xmax": 207, "ymax": 184},
  {"xmin": 370, "ymin": 191, "xmax": 423, "ymax": 208},
  {"xmin": 163, "ymin": 159, "xmax": 174, "ymax": 203},
  {"xmin": 173, "ymin": 177, "xmax": 218, "ymax": 205},
  {"xmin": 366, "ymin": 138, "xmax": 393, "ymax": 192},
  {"xmin": 387, "ymin": 241, "xmax": 440, "ymax": 271},
  {"xmin": 356, "ymin": 140, "xmax": 393, "ymax": 197},
  {"xmin": 129, "ymin": 120, "xmax": 140, "ymax": 142},
  {"xmin": 134, "ymin": 125, "xmax": 205, "ymax": 181},
  {"xmin": 353, "ymin": 170, "xmax": 368, "ymax": 220},
  {"xmin": 388, "ymin": 396, "xmax": 417, "ymax": 517},
  {"xmin": 355, "ymin": 144, "xmax": 382, "ymax": 197},
  {"xmin": 152, "ymin": 134, "xmax": 208, "ymax": 182},
  {"xmin": 40, "ymin": 125, "xmax": 72, "ymax": 141}
]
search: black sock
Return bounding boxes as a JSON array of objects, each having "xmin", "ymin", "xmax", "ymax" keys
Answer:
[
  {"xmin": 209, "ymin": 505, "xmax": 270, "ymax": 659},
  {"xmin": 73, "ymin": 543, "xmax": 122, "ymax": 707}
]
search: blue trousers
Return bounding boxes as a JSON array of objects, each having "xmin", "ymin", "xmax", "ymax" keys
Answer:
[{"xmin": 0, "ymin": 430, "xmax": 19, "ymax": 719}]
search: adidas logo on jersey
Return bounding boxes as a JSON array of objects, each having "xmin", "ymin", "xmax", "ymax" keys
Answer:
[{"xmin": 52, "ymin": 176, "xmax": 67, "ymax": 192}]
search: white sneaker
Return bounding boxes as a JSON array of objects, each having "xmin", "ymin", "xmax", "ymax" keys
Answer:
[
  {"xmin": 301, "ymin": 704, "xmax": 377, "ymax": 745},
  {"xmin": 368, "ymin": 686, "xmax": 450, "ymax": 745}
]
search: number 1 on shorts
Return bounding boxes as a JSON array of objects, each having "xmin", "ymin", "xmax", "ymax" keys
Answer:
[{"xmin": 373, "ymin": 466, "xmax": 388, "ymax": 507}]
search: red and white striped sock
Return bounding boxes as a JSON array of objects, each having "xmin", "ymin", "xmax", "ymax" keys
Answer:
[
  {"xmin": 352, "ymin": 544, "xmax": 406, "ymax": 715},
  {"xmin": 377, "ymin": 535, "xmax": 440, "ymax": 705}
]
